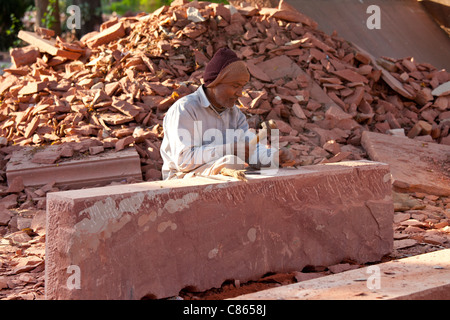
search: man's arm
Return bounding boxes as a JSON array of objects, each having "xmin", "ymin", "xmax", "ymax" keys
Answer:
[{"xmin": 163, "ymin": 104, "xmax": 234, "ymax": 173}]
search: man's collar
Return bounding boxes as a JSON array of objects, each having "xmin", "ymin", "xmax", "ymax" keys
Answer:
[
  {"xmin": 198, "ymin": 85, "xmax": 228, "ymax": 114},
  {"xmin": 198, "ymin": 85, "xmax": 212, "ymax": 108}
]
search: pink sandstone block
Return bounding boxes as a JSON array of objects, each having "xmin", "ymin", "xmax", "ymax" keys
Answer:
[
  {"xmin": 361, "ymin": 131, "xmax": 450, "ymax": 196},
  {"xmin": 45, "ymin": 160, "xmax": 393, "ymax": 300},
  {"xmin": 6, "ymin": 146, "xmax": 142, "ymax": 189}
]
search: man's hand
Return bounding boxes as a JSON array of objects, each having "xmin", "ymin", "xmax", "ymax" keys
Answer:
[{"xmin": 233, "ymin": 142, "xmax": 295, "ymax": 167}]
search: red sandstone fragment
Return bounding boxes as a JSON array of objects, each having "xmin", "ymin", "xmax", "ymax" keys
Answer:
[
  {"xmin": 89, "ymin": 146, "xmax": 104, "ymax": 155},
  {"xmin": 31, "ymin": 150, "xmax": 61, "ymax": 164},
  {"xmin": 35, "ymin": 26, "xmax": 55, "ymax": 38},
  {"xmin": 112, "ymin": 98, "xmax": 143, "ymax": 117},
  {"xmin": 18, "ymin": 81, "xmax": 48, "ymax": 95},
  {"xmin": 246, "ymin": 61, "xmax": 271, "ymax": 82},
  {"xmin": 18, "ymin": 30, "xmax": 81, "ymax": 60},
  {"xmin": 104, "ymin": 82, "xmax": 120, "ymax": 96},
  {"xmin": 292, "ymin": 103, "xmax": 307, "ymax": 119},
  {"xmin": 431, "ymin": 81, "xmax": 450, "ymax": 97},
  {"xmin": 86, "ymin": 22, "xmax": 125, "ymax": 48},
  {"xmin": 24, "ymin": 117, "xmax": 40, "ymax": 138},
  {"xmin": 116, "ymin": 136, "xmax": 135, "ymax": 151},
  {"xmin": 233, "ymin": 250, "xmax": 450, "ymax": 300},
  {"xmin": 256, "ymin": 55, "xmax": 302, "ymax": 81},
  {"xmin": 354, "ymin": 51, "xmax": 371, "ymax": 65},
  {"xmin": 407, "ymin": 120, "xmax": 432, "ymax": 138},
  {"xmin": 10, "ymin": 46, "xmax": 40, "ymax": 67},
  {"xmin": 325, "ymin": 105, "xmax": 352, "ymax": 121},
  {"xmin": 361, "ymin": 131, "xmax": 450, "ymax": 196},
  {"xmin": 0, "ymin": 74, "xmax": 19, "ymax": 95},
  {"xmin": 6, "ymin": 146, "xmax": 142, "ymax": 188},
  {"xmin": 6, "ymin": 176, "xmax": 24, "ymax": 193},
  {"xmin": 332, "ymin": 69, "xmax": 369, "ymax": 84}
]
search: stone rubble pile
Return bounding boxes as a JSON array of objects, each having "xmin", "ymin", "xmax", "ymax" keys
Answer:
[{"xmin": 0, "ymin": 0, "xmax": 449, "ymax": 179}]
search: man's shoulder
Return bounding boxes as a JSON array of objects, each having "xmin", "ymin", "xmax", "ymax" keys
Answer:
[
  {"xmin": 167, "ymin": 86, "xmax": 208, "ymax": 115},
  {"xmin": 172, "ymin": 87, "xmax": 203, "ymax": 108}
]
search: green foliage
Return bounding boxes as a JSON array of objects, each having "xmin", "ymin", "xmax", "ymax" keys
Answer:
[
  {"xmin": 102, "ymin": 0, "xmax": 229, "ymax": 15},
  {"xmin": 139, "ymin": 0, "xmax": 169, "ymax": 13},
  {"xmin": 101, "ymin": 0, "xmax": 141, "ymax": 15},
  {"xmin": 207, "ymin": 0, "xmax": 228, "ymax": 4},
  {"xmin": 0, "ymin": 0, "xmax": 34, "ymax": 51},
  {"xmin": 41, "ymin": 0, "xmax": 59, "ymax": 29}
]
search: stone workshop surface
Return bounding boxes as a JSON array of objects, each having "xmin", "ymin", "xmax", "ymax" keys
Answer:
[
  {"xmin": 6, "ymin": 145, "xmax": 142, "ymax": 189},
  {"xmin": 232, "ymin": 248, "xmax": 450, "ymax": 300},
  {"xmin": 361, "ymin": 131, "xmax": 450, "ymax": 196},
  {"xmin": 45, "ymin": 161, "xmax": 393, "ymax": 299}
]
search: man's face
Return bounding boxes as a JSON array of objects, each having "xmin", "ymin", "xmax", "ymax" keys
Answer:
[{"xmin": 212, "ymin": 81, "xmax": 246, "ymax": 109}]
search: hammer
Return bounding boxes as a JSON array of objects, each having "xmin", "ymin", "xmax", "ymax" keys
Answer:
[
  {"xmin": 248, "ymin": 119, "xmax": 277, "ymax": 155},
  {"xmin": 220, "ymin": 120, "xmax": 278, "ymax": 181}
]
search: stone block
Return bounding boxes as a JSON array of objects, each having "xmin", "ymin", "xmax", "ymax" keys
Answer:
[
  {"xmin": 45, "ymin": 160, "xmax": 393, "ymax": 299},
  {"xmin": 361, "ymin": 131, "xmax": 450, "ymax": 196},
  {"xmin": 6, "ymin": 146, "xmax": 142, "ymax": 189}
]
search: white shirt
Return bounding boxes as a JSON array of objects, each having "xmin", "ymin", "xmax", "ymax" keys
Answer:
[{"xmin": 160, "ymin": 85, "xmax": 250, "ymax": 180}]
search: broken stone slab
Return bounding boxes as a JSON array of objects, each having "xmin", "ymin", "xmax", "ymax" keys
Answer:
[
  {"xmin": 331, "ymin": 69, "xmax": 369, "ymax": 84},
  {"xmin": 296, "ymin": 68, "xmax": 342, "ymax": 111},
  {"xmin": 431, "ymin": 81, "xmax": 450, "ymax": 97},
  {"xmin": 232, "ymin": 249, "xmax": 450, "ymax": 300},
  {"xmin": 361, "ymin": 131, "xmax": 450, "ymax": 196},
  {"xmin": 45, "ymin": 160, "xmax": 393, "ymax": 299},
  {"xmin": 6, "ymin": 146, "xmax": 142, "ymax": 189},
  {"xmin": 259, "ymin": 1, "xmax": 317, "ymax": 27},
  {"xmin": 0, "ymin": 208, "xmax": 13, "ymax": 225},
  {"xmin": 9, "ymin": 45, "xmax": 40, "ymax": 67},
  {"xmin": 17, "ymin": 31, "xmax": 81, "ymax": 60},
  {"xmin": 255, "ymin": 55, "xmax": 302, "ymax": 81},
  {"xmin": 352, "ymin": 43, "xmax": 415, "ymax": 100},
  {"xmin": 85, "ymin": 21, "xmax": 125, "ymax": 48},
  {"xmin": 18, "ymin": 80, "xmax": 48, "ymax": 96},
  {"xmin": 246, "ymin": 60, "xmax": 271, "ymax": 82}
]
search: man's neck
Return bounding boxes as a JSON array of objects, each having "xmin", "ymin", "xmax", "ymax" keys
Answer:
[{"xmin": 203, "ymin": 85, "xmax": 226, "ymax": 113}]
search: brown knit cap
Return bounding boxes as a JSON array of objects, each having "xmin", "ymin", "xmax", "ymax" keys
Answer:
[
  {"xmin": 203, "ymin": 48, "xmax": 249, "ymax": 88},
  {"xmin": 206, "ymin": 61, "xmax": 249, "ymax": 88}
]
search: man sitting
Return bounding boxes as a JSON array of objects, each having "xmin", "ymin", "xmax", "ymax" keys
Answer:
[{"xmin": 160, "ymin": 47, "xmax": 292, "ymax": 180}]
